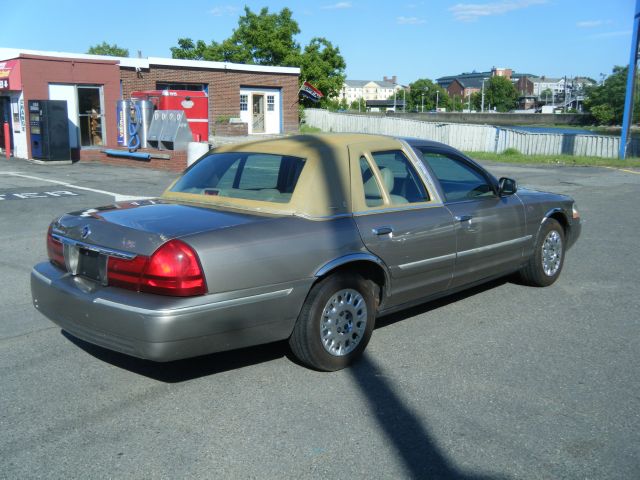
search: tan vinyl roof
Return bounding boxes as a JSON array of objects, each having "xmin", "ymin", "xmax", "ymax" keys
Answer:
[{"xmin": 162, "ymin": 134, "xmax": 404, "ymax": 217}]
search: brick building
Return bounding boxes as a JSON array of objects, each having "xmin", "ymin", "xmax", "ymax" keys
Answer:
[{"xmin": 0, "ymin": 48, "xmax": 300, "ymax": 168}]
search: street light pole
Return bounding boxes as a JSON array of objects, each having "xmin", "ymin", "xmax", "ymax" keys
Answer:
[
  {"xmin": 436, "ymin": 90, "xmax": 439, "ymax": 111},
  {"xmin": 481, "ymin": 78, "xmax": 488, "ymax": 112},
  {"xmin": 393, "ymin": 85, "xmax": 397, "ymax": 112},
  {"xmin": 421, "ymin": 93, "xmax": 425, "ymax": 112}
]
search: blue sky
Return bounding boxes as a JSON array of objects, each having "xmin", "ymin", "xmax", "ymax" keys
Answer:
[{"xmin": 1, "ymin": 0, "xmax": 635, "ymax": 84}]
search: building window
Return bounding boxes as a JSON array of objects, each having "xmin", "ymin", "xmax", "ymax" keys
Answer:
[
  {"xmin": 156, "ymin": 82, "xmax": 207, "ymax": 93},
  {"xmin": 240, "ymin": 94, "xmax": 248, "ymax": 111},
  {"xmin": 267, "ymin": 95, "xmax": 275, "ymax": 111}
]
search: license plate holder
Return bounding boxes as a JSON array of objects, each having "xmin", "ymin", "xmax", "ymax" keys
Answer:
[{"xmin": 65, "ymin": 244, "xmax": 108, "ymax": 285}]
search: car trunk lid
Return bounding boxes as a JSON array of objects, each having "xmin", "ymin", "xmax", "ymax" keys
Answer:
[{"xmin": 52, "ymin": 199, "xmax": 269, "ymax": 257}]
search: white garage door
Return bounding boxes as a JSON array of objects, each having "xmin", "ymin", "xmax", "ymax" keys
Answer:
[{"xmin": 48, "ymin": 84, "xmax": 79, "ymax": 148}]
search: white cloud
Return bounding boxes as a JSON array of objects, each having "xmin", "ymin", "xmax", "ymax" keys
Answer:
[
  {"xmin": 321, "ymin": 2, "xmax": 352, "ymax": 9},
  {"xmin": 397, "ymin": 16, "xmax": 426, "ymax": 25},
  {"xmin": 449, "ymin": 0, "xmax": 547, "ymax": 22},
  {"xmin": 577, "ymin": 20, "xmax": 613, "ymax": 28},
  {"xmin": 590, "ymin": 30, "xmax": 631, "ymax": 39},
  {"xmin": 209, "ymin": 5, "xmax": 239, "ymax": 16}
]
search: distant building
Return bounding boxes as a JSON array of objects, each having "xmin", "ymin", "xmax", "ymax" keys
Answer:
[
  {"xmin": 366, "ymin": 99, "xmax": 405, "ymax": 112},
  {"xmin": 530, "ymin": 76, "xmax": 595, "ymax": 104},
  {"xmin": 437, "ymin": 67, "xmax": 537, "ymax": 103},
  {"xmin": 338, "ymin": 76, "xmax": 403, "ymax": 103},
  {"xmin": 445, "ymin": 77, "xmax": 482, "ymax": 99},
  {"xmin": 530, "ymin": 76, "xmax": 564, "ymax": 99}
]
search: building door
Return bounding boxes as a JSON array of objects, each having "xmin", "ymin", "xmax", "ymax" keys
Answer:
[
  {"xmin": 0, "ymin": 96, "xmax": 12, "ymax": 155},
  {"xmin": 77, "ymin": 86, "xmax": 104, "ymax": 147},
  {"xmin": 252, "ymin": 94, "xmax": 265, "ymax": 133},
  {"xmin": 240, "ymin": 88, "xmax": 282, "ymax": 134}
]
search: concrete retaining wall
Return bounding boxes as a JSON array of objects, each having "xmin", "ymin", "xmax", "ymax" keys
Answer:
[
  {"xmin": 304, "ymin": 109, "xmax": 638, "ymax": 158},
  {"xmin": 388, "ymin": 111, "xmax": 593, "ymax": 126}
]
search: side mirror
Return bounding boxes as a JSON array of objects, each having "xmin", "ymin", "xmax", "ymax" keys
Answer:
[{"xmin": 498, "ymin": 177, "xmax": 517, "ymax": 196}]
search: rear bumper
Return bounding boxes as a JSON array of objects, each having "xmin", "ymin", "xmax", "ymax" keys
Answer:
[{"xmin": 31, "ymin": 262, "xmax": 311, "ymax": 362}]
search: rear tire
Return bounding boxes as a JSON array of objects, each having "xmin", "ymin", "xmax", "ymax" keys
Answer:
[
  {"xmin": 519, "ymin": 218, "xmax": 565, "ymax": 287},
  {"xmin": 289, "ymin": 273, "xmax": 376, "ymax": 371}
]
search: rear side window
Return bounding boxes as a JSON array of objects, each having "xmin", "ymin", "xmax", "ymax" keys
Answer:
[
  {"xmin": 171, "ymin": 152, "xmax": 306, "ymax": 203},
  {"xmin": 359, "ymin": 156, "xmax": 384, "ymax": 207},
  {"xmin": 369, "ymin": 150, "xmax": 430, "ymax": 204}
]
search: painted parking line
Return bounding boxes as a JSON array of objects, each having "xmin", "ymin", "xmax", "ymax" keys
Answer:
[
  {"xmin": 603, "ymin": 166, "xmax": 640, "ymax": 175},
  {"xmin": 0, "ymin": 172, "xmax": 154, "ymax": 201},
  {"xmin": 0, "ymin": 190, "xmax": 79, "ymax": 201}
]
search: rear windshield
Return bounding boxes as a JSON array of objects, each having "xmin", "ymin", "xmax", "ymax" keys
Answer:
[{"xmin": 170, "ymin": 152, "xmax": 306, "ymax": 203}]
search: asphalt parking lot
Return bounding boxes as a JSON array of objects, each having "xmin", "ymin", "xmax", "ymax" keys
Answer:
[{"xmin": 1, "ymin": 155, "xmax": 638, "ymax": 479}]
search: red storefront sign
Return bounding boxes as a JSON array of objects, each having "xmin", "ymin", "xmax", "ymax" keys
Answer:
[{"xmin": 0, "ymin": 60, "xmax": 21, "ymax": 91}]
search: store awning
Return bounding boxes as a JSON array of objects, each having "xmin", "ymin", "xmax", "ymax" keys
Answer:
[{"xmin": 0, "ymin": 59, "xmax": 21, "ymax": 91}]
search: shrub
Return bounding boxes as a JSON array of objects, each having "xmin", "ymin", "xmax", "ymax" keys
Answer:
[{"xmin": 502, "ymin": 148, "xmax": 521, "ymax": 155}]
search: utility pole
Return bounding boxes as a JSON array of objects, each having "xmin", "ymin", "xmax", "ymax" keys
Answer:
[
  {"xmin": 436, "ymin": 90, "xmax": 439, "ymax": 111},
  {"xmin": 619, "ymin": 0, "xmax": 640, "ymax": 159}
]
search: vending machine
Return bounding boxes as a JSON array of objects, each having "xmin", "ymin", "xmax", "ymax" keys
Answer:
[{"xmin": 28, "ymin": 100, "xmax": 70, "ymax": 161}]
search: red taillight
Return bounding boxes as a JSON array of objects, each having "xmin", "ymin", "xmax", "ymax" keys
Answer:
[
  {"xmin": 107, "ymin": 255, "xmax": 148, "ymax": 291},
  {"xmin": 107, "ymin": 239, "xmax": 207, "ymax": 297},
  {"xmin": 47, "ymin": 226, "xmax": 65, "ymax": 269}
]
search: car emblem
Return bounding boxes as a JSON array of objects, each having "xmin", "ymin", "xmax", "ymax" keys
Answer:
[{"xmin": 81, "ymin": 225, "xmax": 91, "ymax": 239}]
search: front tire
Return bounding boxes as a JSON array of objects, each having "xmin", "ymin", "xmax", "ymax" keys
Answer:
[
  {"xmin": 519, "ymin": 218, "xmax": 565, "ymax": 287},
  {"xmin": 289, "ymin": 273, "xmax": 376, "ymax": 371}
]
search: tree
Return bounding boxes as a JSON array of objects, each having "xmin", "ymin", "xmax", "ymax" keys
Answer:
[
  {"xmin": 170, "ymin": 38, "xmax": 207, "ymax": 60},
  {"xmin": 402, "ymin": 79, "xmax": 450, "ymax": 112},
  {"xmin": 350, "ymin": 98, "xmax": 367, "ymax": 111},
  {"xmin": 470, "ymin": 91, "xmax": 482, "ymax": 111},
  {"xmin": 171, "ymin": 7, "xmax": 300, "ymax": 66},
  {"xmin": 298, "ymin": 37, "xmax": 346, "ymax": 107},
  {"xmin": 484, "ymin": 76, "xmax": 518, "ymax": 112},
  {"xmin": 590, "ymin": 104, "xmax": 615, "ymax": 124},
  {"xmin": 170, "ymin": 7, "xmax": 346, "ymax": 109},
  {"xmin": 539, "ymin": 88, "xmax": 553, "ymax": 104},
  {"xmin": 584, "ymin": 65, "xmax": 638, "ymax": 125},
  {"xmin": 87, "ymin": 42, "xmax": 129, "ymax": 57}
]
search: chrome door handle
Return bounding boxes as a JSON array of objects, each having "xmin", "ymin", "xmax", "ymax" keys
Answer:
[
  {"xmin": 455, "ymin": 215, "xmax": 473, "ymax": 222},
  {"xmin": 372, "ymin": 226, "xmax": 394, "ymax": 236}
]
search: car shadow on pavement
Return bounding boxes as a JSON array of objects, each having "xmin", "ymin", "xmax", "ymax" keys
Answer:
[
  {"xmin": 350, "ymin": 353, "xmax": 508, "ymax": 480},
  {"xmin": 375, "ymin": 277, "xmax": 509, "ymax": 330},
  {"xmin": 61, "ymin": 330, "xmax": 286, "ymax": 382},
  {"xmin": 61, "ymin": 277, "xmax": 513, "ymax": 382}
]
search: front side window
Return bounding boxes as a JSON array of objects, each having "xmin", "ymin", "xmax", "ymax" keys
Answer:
[
  {"xmin": 170, "ymin": 152, "xmax": 305, "ymax": 203},
  {"xmin": 415, "ymin": 149, "xmax": 494, "ymax": 202},
  {"xmin": 369, "ymin": 150, "xmax": 430, "ymax": 205},
  {"xmin": 240, "ymin": 95, "xmax": 248, "ymax": 112},
  {"xmin": 267, "ymin": 95, "xmax": 275, "ymax": 112}
]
